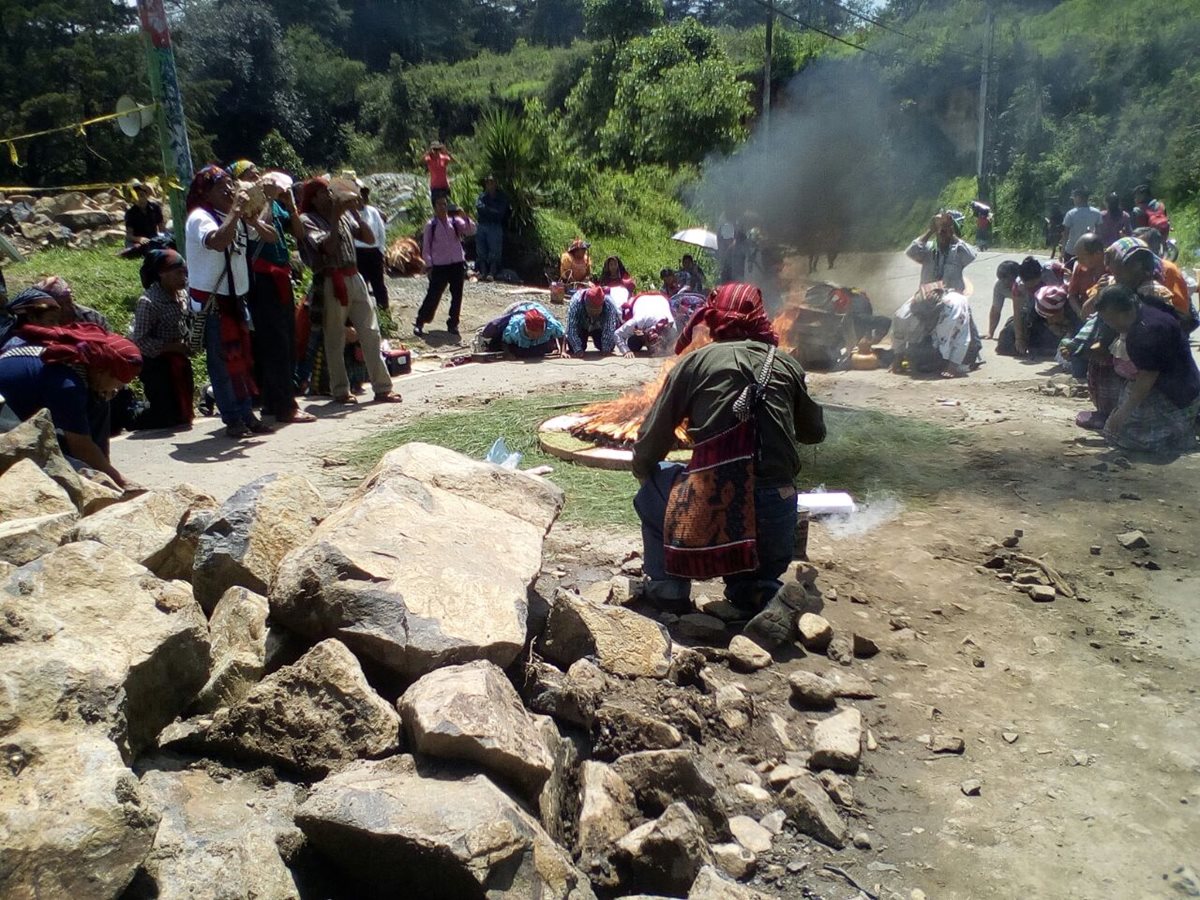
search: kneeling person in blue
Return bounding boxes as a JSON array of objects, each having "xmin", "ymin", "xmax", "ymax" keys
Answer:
[
  {"xmin": 480, "ymin": 302, "xmax": 565, "ymax": 358},
  {"xmin": 632, "ymin": 283, "xmax": 826, "ymax": 648}
]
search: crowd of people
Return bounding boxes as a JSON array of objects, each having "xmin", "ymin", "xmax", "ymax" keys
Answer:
[{"xmin": 892, "ymin": 189, "xmax": 1199, "ymax": 458}]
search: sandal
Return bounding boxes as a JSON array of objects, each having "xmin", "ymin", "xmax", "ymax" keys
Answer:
[
  {"xmin": 282, "ymin": 410, "xmax": 317, "ymax": 423},
  {"xmin": 225, "ymin": 423, "xmax": 249, "ymax": 439},
  {"xmin": 245, "ymin": 417, "xmax": 274, "ymax": 435},
  {"xmin": 373, "ymin": 391, "xmax": 403, "ymax": 404},
  {"xmin": 333, "ymin": 395, "xmax": 358, "ymax": 405}
]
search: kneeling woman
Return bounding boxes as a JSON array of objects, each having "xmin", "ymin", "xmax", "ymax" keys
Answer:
[
  {"xmin": 480, "ymin": 302, "xmax": 565, "ymax": 358},
  {"xmin": 1096, "ymin": 284, "xmax": 1200, "ymax": 456},
  {"xmin": 130, "ymin": 249, "xmax": 193, "ymax": 429},
  {"xmin": 890, "ymin": 285, "xmax": 981, "ymax": 377}
]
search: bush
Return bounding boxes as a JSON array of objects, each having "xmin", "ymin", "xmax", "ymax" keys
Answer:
[{"xmin": 259, "ymin": 129, "xmax": 306, "ymax": 175}]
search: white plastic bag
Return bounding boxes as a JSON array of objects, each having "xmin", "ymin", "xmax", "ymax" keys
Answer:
[{"xmin": 485, "ymin": 437, "xmax": 522, "ymax": 470}]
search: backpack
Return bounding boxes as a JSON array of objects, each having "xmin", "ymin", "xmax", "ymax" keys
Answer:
[{"xmin": 1145, "ymin": 202, "xmax": 1170, "ymax": 239}]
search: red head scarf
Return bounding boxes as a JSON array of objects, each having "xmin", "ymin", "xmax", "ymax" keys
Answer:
[
  {"xmin": 583, "ymin": 285, "xmax": 606, "ymax": 312},
  {"xmin": 15, "ymin": 323, "xmax": 142, "ymax": 383},
  {"xmin": 524, "ymin": 306, "xmax": 547, "ymax": 337},
  {"xmin": 674, "ymin": 282, "xmax": 778, "ymax": 354},
  {"xmin": 185, "ymin": 164, "xmax": 229, "ymax": 213},
  {"xmin": 299, "ymin": 177, "xmax": 330, "ymax": 215}
]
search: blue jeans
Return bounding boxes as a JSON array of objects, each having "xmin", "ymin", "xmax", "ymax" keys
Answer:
[
  {"xmin": 634, "ymin": 462, "xmax": 798, "ymax": 609},
  {"xmin": 205, "ymin": 310, "xmax": 252, "ymax": 426},
  {"xmin": 476, "ymin": 222, "xmax": 503, "ymax": 276}
]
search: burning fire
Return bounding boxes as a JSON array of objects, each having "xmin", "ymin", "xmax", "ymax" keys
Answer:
[{"xmin": 570, "ymin": 307, "xmax": 806, "ymax": 448}]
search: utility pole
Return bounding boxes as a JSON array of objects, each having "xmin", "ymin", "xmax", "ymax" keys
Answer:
[
  {"xmin": 975, "ymin": 0, "xmax": 995, "ymax": 193},
  {"xmin": 136, "ymin": 0, "xmax": 193, "ymax": 248},
  {"xmin": 764, "ymin": 0, "xmax": 774, "ymax": 136}
]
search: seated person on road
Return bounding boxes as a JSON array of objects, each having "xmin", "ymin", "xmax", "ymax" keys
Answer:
[
  {"xmin": 996, "ymin": 256, "xmax": 1067, "ymax": 356},
  {"xmin": 598, "ymin": 255, "xmax": 636, "ymax": 293},
  {"xmin": 1029, "ymin": 285, "xmax": 1081, "ymax": 359},
  {"xmin": 560, "ymin": 239, "xmax": 592, "ymax": 284},
  {"xmin": 479, "ymin": 301, "xmax": 565, "ymax": 359},
  {"xmin": 1066, "ymin": 235, "xmax": 1107, "ymax": 319},
  {"xmin": 0, "ymin": 307, "xmax": 142, "ymax": 488},
  {"xmin": 1133, "ymin": 227, "xmax": 1194, "ymax": 327},
  {"xmin": 905, "ymin": 213, "xmax": 977, "ymax": 294},
  {"xmin": 633, "ymin": 283, "xmax": 826, "ymax": 648},
  {"xmin": 566, "ymin": 285, "xmax": 620, "ymax": 357},
  {"xmin": 1095, "ymin": 284, "xmax": 1200, "ymax": 456},
  {"xmin": 989, "ymin": 261, "xmax": 1020, "ymax": 340},
  {"xmin": 890, "ymin": 283, "xmax": 982, "ymax": 378},
  {"xmin": 616, "ymin": 292, "xmax": 675, "ymax": 358}
]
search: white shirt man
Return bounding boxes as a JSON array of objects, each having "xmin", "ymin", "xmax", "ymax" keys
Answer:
[{"xmin": 615, "ymin": 292, "xmax": 675, "ymax": 354}]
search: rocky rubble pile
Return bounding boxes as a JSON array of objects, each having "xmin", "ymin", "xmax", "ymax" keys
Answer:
[
  {"xmin": 0, "ymin": 420, "xmax": 888, "ymax": 899},
  {"xmin": 0, "ymin": 188, "xmax": 137, "ymax": 253}
]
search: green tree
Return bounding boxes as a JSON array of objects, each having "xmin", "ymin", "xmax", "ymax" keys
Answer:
[
  {"xmin": 178, "ymin": 0, "xmax": 308, "ymax": 162},
  {"xmin": 525, "ymin": 0, "xmax": 586, "ymax": 46},
  {"xmin": 594, "ymin": 18, "xmax": 749, "ymax": 167},
  {"xmin": 285, "ymin": 26, "xmax": 368, "ymax": 166},
  {"xmin": 583, "ymin": 0, "xmax": 665, "ymax": 45}
]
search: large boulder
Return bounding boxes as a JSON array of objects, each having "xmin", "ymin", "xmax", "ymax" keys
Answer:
[
  {"xmin": 69, "ymin": 484, "xmax": 218, "ymax": 580},
  {"xmin": 0, "ymin": 512, "xmax": 78, "ymax": 566},
  {"xmin": 271, "ymin": 446, "xmax": 559, "ymax": 679},
  {"xmin": 360, "ymin": 442, "xmax": 564, "ymax": 532},
  {"xmin": 612, "ymin": 802, "xmax": 716, "ymax": 896},
  {"xmin": 0, "ymin": 542, "xmax": 210, "ymax": 760},
  {"xmin": 193, "ymin": 473, "xmax": 326, "ymax": 612},
  {"xmin": 0, "ymin": 409, "xmax": 102, "ymax": 511},
  {"xmin": 53, "ymin": 208, "xmax": 119, "ymax": 230},
  {"xmin": 296, "ymin": 754, "xmax": 596, "ymax": 899},
  {"xmin": 193, "ymin": 586, "xmax": 270, "ymax": 712},
  {"xmin": 542, "ymin": 590, "xmax": 673, "ymax": 678},
  {"xmin": 0, "ymin": 457, "xmax": 76, "ymax": 523},
  {"xmin": 135, "ymin": 767, "xmax": 302, "ymax": 900},
  {"xmin": 205, "ymin": 639, "xmax": 400, "ymax": 777},
  {"xmin": 398, "ymin": 660, "xmax": 557, "ymax": 797},
  {"xmin": 0, "ymin": 726, "xmax": 159, "ymax": 899}
]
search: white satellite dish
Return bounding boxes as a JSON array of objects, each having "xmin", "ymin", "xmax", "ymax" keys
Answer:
[{"xmin": 115, "ymin": 95, "xmax": 154, "ymax": 137}]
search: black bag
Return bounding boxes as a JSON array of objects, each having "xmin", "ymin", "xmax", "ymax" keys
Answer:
[{"xmin": 184, "ymin": 248, "xmax": 234, "ymax": 354}]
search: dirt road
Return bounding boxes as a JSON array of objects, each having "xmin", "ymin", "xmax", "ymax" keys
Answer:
[{"xmin": 109, "ymin": 253, "xmax": 1199, "ymax": 898}]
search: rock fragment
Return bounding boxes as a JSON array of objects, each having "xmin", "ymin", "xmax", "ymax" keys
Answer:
[
  {"xmin": 929, "ymin": 734, "xmax": 966, "ymax": 755},
  {"xmin": 688, "ymin": 865, "xmax": 773, "ymax": 899},
  {"xmin": 1117, "ymin": 530, "xmax": 1149, "ymax": 550},
  {"xmin": 778, "ymin": 774, "xmax": 847, "ymax": 848},
  {"xmin": 207, "ymin": 639, "xmax": 400, "ymax": 777},
  {"xmin": 810, "ymin": 708, "xmax": 863, "ymax": 773},
  {"xmin": 194, "ymin": 473, "xmax": 326, "ymax": 612},
  {"xmin": 728, "ymin": 815, "xmax": 773, "ymax": 854},
  {"xmin": 297, "ymin": 754, "xmax": 594, "ymax": 899},
  {"xmin": 727, "ymin": 634, "xmax": 772, "ymax": 672},
  {"xmin": 613, "ymin": 802, "xmax": 716, "ymax": 896},
  {"xmin": 577, "ymin": 761, "xmax": 639, "ymax": 877},
  {"xmin": 193, "ymin": 586, "xmax": 270, "ymax": 712},
  {"xmin": 0, "ymin": 727, "xmax": 159, "ymax": 899},
  {"xmin": 797, "ymin": 613, "xmax": 833, "ymax": 650},
  {"xmin": 543, "ymin": 589, "xmax": 673, "ymax": 678},
  {"xmin": 711, "ymin": 843, "xmax": 757, "ymax": 881},
  {"xmin": 611, "ymin": 749, "xmax": 726, "ymax": 839},
  {"xmin": 593, "ymin": 703, "xmax": 683, "ymax": 759},
  {"xmin": 399, "ymin": 660, "xmax": 557, "ymax": 795},
  {"xmin": 788, "ymin": 671, "xmax": 836, "ymax": 709}
]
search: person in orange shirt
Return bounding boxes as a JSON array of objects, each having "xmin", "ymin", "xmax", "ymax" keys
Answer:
[
  {"xmin": 1066, "ymin": 234, "xmax": 1106, "ymax": 319},
  {"xmin": 1134, "ymin": 227, "xmax": 1189, "ymax": 315},
  {"xmin": 423, "ymin": 141, "xmax": 454, "ymax": 205},
  {"xmin": 559, "ymin": 238, "xmax": 592, "ymax": 283}
]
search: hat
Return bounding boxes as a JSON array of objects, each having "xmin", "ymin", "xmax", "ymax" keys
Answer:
[
  {"xmin": 583, "ymin": 285, "xmax": 606, "ymax": 309},
  {"xmin": 1035, "ymin": 285, "xmax": 1068, "ymax": 319},
  {"xmin": 128, "ymin": 178, "xmax": 151, "ymax": 193},
  {"xmin": 568, "ymin": 239, "xmax": 591, "ymax": 253}
]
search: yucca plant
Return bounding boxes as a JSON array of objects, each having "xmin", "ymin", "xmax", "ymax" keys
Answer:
[{"xmin": 474, "ymin": 107, "xmax": 544, "ymax": 235}]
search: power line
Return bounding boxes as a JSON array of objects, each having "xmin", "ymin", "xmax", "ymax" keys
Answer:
[{"xmin": 745, "ymin": 0, "xmax": 877, "ymax": 55}]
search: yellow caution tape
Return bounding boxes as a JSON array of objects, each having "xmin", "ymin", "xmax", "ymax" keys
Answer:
[{"xmin": 0, "ymin": 104, "xmax": 157, "ymax": 149}]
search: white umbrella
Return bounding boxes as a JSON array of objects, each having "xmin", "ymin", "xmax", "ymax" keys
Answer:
[{"xmin": 672, "ymin": 228, "xmax": 718, "ymax": 251}]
